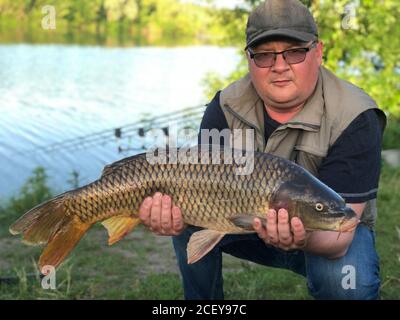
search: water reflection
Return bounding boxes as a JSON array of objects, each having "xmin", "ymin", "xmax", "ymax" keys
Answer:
[{"xmin": 0, "ymin": 45, "xmax": 240, "ymax": 197}]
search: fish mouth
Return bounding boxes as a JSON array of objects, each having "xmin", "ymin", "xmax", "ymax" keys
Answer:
[
  {"xmin": 338, "ymin": 216, "xmax": 360, "ymax": 232},
  {"xmin": 343, "ymin": 206, "xmax": 357, "ymax": 217},
  {"xmin": 331, "ymin": 206, "xmax": 358, "ymax": 232}
]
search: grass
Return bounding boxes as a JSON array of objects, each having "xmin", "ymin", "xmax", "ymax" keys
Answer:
[
  {"xmin": 0, "ymin": 164, "xmax": 399, "ymax": 300},
  {"xmin": 382, "ymin": 119, "xmax": 400, "ymax": 150},
  {"xmin": 374, "ymin": 163, "xmax": 400, "ymax": 298}
]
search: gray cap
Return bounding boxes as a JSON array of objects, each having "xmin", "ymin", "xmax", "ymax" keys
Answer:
[{"xmin": 245, "ymin": 0, "xmax": 318, "ymax": 49}]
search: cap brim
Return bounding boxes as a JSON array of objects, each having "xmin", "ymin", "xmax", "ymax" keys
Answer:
[{"xmin": 245, "ymin": 29, "xmax": 317, "ymax": 49}]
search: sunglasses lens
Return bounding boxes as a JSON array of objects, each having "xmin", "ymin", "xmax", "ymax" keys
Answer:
[
  {"xmin": 254, "ymin": 53, "xmax": 275, "ymax": 68},
  {"xmin": 284, "ymin": 50, "xmax": 307, "ymax": 64}
]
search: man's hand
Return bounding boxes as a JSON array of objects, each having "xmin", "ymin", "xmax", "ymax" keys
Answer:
[
  {"xmin": 253, "ymin": 208, "xmax": 307, "ymax": 251},
  {"xmin": 139, "ymin": 192, "xmax": 186, "ymax": 236}
]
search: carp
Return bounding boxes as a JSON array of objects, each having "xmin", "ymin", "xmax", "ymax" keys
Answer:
[{"xmin": 10, "ymin": 146, "xmax": 358, "ymax": 269}]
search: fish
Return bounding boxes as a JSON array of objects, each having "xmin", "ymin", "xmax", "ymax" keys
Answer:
[{"xmin": 9, "ymin": 146, "xmax": 358, "ymax": 270}]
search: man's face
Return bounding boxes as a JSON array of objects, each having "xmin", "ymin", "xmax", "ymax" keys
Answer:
[{"xmin": 247, "ymin": 39, "xmax": 323, "ymax": 110}]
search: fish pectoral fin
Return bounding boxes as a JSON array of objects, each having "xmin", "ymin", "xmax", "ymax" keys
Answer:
[
  {"xmin": 101, "ymin": 215, "xmax": 141, "ymax": 245},
  {"xmin": 187, "ymin": 230, "xmax": 225, "ymax": 264},
  {"xmin": 229, "ymin": 215, "xmax": 266, "ymax": 231}
]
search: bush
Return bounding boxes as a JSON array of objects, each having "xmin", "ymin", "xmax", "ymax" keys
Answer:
[
  {"xmin": 0, "ymin": 167, "xmax": 53, "ymax": 225},
  {"xmin": 383, "ymin": 119, "xmax": 400, "ymax": 150}
]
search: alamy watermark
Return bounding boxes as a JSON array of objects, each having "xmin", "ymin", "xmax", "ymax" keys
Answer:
[
  {"xmin": 41, "ymin": 265, "xmax": 56, "ymax": 290},
  {"xmin": 341, "ymin": 1, "xmax": 359, "ymax": 30},
  {"xmin": 341, "ymin": 265, "xmax": 356, "ymax": 290},
  {"xmin": 41, "ymin": 5, "xmax": 56, "ymax": 30},
  {"xmin": 144, "ymin": 123, "xmax": 256, "ymax": 175}
]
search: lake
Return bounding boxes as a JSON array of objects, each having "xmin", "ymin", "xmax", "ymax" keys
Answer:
[{"xmin": 0, "ymin": 45, "xmax": 241, "ymax": 198}]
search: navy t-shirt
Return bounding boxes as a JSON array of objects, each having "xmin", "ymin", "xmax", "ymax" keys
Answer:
[{"xmin": 199, "ymin": 91, "xmax": 383, "ymax": 203}]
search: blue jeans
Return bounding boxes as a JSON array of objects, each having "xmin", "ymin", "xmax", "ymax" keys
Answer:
[{"xmin": 172, "ymin": 225, "xmax": 380, "ymax": 300}]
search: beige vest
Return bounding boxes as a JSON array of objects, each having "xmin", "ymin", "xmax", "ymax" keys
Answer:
[{"xmin": 219, "ymin": 66, "xmax": 386, "ymax": 229}]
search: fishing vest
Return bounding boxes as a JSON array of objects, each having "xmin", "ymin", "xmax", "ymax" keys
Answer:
[{"xmin": 219, "ymin": 66, "xmax": 386, "ymax": 229}]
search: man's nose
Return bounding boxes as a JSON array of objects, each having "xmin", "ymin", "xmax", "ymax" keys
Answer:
[{"xmin": 271, "ymin": 53, "xmax": 290, "ymax": 72}]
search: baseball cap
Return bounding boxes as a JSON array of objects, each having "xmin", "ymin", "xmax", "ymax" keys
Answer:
[{"xmin": 245, "ymin": 0, "xmax": 318, "ymax": 49}]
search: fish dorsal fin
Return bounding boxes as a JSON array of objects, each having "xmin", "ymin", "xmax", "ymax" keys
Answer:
[
  {"xmin": 101, "ymin": 164, "xmax": 114, "ymax": 177},
  {"xmin": 101, "ymin": 162, "xmax": 123, "ymax": 177},
  {"xmin": 100, "ymin": 158, "xmax": 130, "ymax": 177},
  {"xmin": 101, "ymin": 215, "xmax": 141, "ymax": 245},
  {"xmin": 229, "ymin": 215, "xmax": 266, "ymax": 231},
  {"xmin": 187, "ymin": 230, "xmax": 225, "ymax": 264},
  {"xmin": 100, "ymin": 154, "xmax": 144, "ymax": 177}
]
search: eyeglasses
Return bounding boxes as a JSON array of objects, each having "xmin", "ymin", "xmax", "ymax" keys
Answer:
[{"xmin": 248, "ymin": 41, "xmax": 318, "ymax": 68}]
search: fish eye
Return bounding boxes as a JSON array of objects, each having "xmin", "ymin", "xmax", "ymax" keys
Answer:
[{"xmin": 315, "ymin": 203, "xmax": 324, "ymax": 211}]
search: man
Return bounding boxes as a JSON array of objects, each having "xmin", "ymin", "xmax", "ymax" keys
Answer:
[{"xmin": 139, "ymin": 0, "xmax": 386, "ymax": 299}]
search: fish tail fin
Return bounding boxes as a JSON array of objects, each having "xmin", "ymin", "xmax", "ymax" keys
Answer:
[
  {"xmin": 38, "ymin": 219, "xmax": 90, "ymax": 270},
  {"xmin": 9, "ymin": 194, "xmax": 69, "ymax": 244},
  {"xmin": 9, "ymin": 193, "xmax": 91, "ymax": 270}
]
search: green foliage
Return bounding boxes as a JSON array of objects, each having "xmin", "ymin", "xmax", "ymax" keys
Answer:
[
  {"xmin": 0, "ymin": 261, "xmax": 74, "ymax": 299},
  {"xmin": 314, "ymin": 0, "xmax": 400, "ymax": 119},
  {"xmin": 0, "ymin": 0, "xmax": 231, "ymax": 45},
  {"xmin": 375, "ymin": 163, "xmax": 400, "ymax": 298},
  {"xmin": 2, "ymin": 167, "xmax": 53, "ymax": 221},
  {"xmin": 0, "ymin": 167, "xmax": 80, "ymax": 228},
  {"xmin": 223, "ymin": 262, "xmax": 310, "ymax": 299},
  {"xmin": 382, "ymin": 119, "xmax": 400, "ymax": 149},
  {"xmin": 203, "ymin": 52, "xmax": 248, "ymax": 100}
]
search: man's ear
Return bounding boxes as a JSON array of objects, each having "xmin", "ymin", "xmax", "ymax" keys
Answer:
[
  {"xmin": 316, "ymin": 41, "xmax": 324, "ymax": 66},
  {"xmin": 245, "ymin": 50, "xmax": 252, "ymax": 69},
  {"xmin": 245, "ymin": 50, "xmax": 251, "ymax": 61}
]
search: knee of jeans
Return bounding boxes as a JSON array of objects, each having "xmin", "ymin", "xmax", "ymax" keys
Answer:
[{"xmin": 307, "ymin": 267, "xmax": 380, "ymax": 300}]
